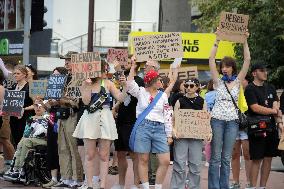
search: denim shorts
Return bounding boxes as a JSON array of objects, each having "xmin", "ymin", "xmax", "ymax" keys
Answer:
[{"xmin": 134, "ymin": 119, "xmax": 169, "ymax": 154}]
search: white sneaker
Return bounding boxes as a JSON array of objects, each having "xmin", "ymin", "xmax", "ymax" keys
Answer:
[
  {"xmin": 111, "ymin": 184, "xmax": 124, "ymax": 189},
  {"xmin": 93, "ymin": 180, "xmax": 100, "ymax": 189},
  {"xmin": 130, "ymin": 185, "xmax": 139, "ymax": 189}
]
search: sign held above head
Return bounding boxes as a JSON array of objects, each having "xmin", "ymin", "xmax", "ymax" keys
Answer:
[
  {"xmin": 107, "ymin": 48, "xmax": 128, "ymax": 66},
  {"xmin": 133, "ymin": 32, "xmax": 183, "ymax": 62},
  {"xmin": 218, "ymin": 12, "xmax": 249, "ymax": 43}
]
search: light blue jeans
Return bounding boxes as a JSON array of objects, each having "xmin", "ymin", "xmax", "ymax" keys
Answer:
[
  {"xmin": 208, "ymin": 118, "xmax": 239, "ymax": 189},
  {"xmin": 171, "ymin": 139, "xmax": 203, "ymax": 189}
]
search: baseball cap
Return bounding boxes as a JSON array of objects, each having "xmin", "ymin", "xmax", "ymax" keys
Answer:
[
  {"xmin": 59, "ymin": 51, "xmax": 78, "ymax": 59},
  {"xmin": 250, "ymin": 63, "xmax": 267, "ymax": 73}
]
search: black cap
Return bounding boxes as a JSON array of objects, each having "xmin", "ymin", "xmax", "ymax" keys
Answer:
[
  {"xmin": 59, "ymin": 51, "xmax": 78, "ymax": 59},
  {"xmin": 185, "ymin": 78, "xmax": 200, "ymax": 85},
  {"xmin": 250, "ymin": 63, "xmax": 267, "ymax": 73}
]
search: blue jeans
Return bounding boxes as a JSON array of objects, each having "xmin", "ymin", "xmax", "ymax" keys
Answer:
[
  {"xmin": 208, "ymin": 118, "xmax": 239, "ymax": 189},
  {"xmin": 134, "ymin": 119, "xmax": 169, "ymax": 153}
]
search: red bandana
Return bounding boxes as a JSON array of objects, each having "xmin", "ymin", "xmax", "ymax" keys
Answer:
[{"xmin": 144, "ymin": 70, "xmax": 159, "ymax": 84}]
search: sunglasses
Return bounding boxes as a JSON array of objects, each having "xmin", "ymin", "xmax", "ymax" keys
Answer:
[{"xmin": 184, "ymin": 83, "xmax": 196, "ymax": 88}]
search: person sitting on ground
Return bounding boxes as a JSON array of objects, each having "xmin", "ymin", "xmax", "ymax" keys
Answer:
[{"xmin": 3, "ymin": 99, "xmax": 49, "ymax": 183}]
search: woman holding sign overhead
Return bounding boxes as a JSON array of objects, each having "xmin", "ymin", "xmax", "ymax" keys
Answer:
[
  {"xmin": 208, "ymin": 28, "xmax": 250, "ymax": 189},
  {"xmin": 73, "ymin": 60, "xmax": 127, "ymax": 189},
  {"xmin": 9, "ymin": 65, "xmax": 34, "ymax": 147}
]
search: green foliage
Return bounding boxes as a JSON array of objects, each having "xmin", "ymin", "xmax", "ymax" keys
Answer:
[{"xmin": 192, "ymin": 0, "xmax": 284, "ymax": 88}]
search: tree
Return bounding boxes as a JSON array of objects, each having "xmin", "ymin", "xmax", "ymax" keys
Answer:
[{"xmin": 191, "ymin": 0, "xmax": 284, "ymax": 88}]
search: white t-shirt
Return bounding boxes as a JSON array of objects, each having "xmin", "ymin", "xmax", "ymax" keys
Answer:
[{"xmin": 126, "ymin": 80, "xmax": 172, "ymax": 136}]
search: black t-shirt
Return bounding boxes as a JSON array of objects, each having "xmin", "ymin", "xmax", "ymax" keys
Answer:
[
  {"xmin": 244, "ymin": 82, "xmax": 277, "ymax": 118},
  {"xmin": 169, "ymin": 92, "xmax": 184, "ymax": 108},
  {"xmin": 117, "ymin": 76, "xmax": 144, "ymax": 125},
  {"xmin": 178, "ymin": 95, "xmax": 204, "ymax": 110},
  {"xmin": 280, "ymin": 93, "xmax": 284, "ymax": 113}
]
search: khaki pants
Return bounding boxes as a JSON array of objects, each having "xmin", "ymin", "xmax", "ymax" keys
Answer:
[
  {"xmin": 58, "ymin": 113, "xmax": 83, "ymax": 181},
  {"xmin": 14, "ymin": 138, "xmax": 46, "ymax": 168}
]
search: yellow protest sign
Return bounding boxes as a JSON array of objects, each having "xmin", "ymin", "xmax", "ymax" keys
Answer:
[{"xmin": 129, "ymin": 32, "xmax": 235, "ymax": 60}]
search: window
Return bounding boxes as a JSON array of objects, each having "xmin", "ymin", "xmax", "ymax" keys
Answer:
[
  {"xmin": 0, "ymin": 0, "xmax": 24, "ymax": 31},
  {"xmin": 119, "ymin": 0, "xmax": 132, "ymax": 42}
]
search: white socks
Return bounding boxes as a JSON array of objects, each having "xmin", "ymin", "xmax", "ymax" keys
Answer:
[
  {"xmin": 52, "ymin": 176, "xmax": 57, "ymax": 182},
  {"xmin": 155, "ymin": 184, "xmax": 162, "ymax": 189},
  {"xmin": 141, "ymin": 182, "xmax": 150, "ymax": 189},
  {"xmin": 92, "ymin": 175, "xmax": 100, "ymax": 183}
]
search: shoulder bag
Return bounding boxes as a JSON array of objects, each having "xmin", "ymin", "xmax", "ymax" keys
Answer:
[{"xmin": 224, "ymin": 82, "xmax": 249, "ymax": 129}]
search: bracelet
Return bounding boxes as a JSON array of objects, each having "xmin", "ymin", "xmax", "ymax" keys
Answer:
[{"xmin": 214, "ymin": 43, "xmax": 218, "ymax": 47}]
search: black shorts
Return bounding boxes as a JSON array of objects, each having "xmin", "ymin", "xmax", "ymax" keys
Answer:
[
  {"xmin": 248, "ymin": 130, "xmax": 280, "ymax": 160},
  {"xmin": 77, "ymin": 138, "xmax": 84, "ymax": 146},
  {"xmin": 114, "ymin": 122, "xmax": 134, "ymax": 151}
]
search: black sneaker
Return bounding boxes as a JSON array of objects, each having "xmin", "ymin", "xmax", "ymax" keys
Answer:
[
  {"xmin": 19, "ymin": 174, "xmax": 26, "ymax": 183},
  {"xmin": 9, "ymin": 171, "xmax": 20, "ymax": 181},
  {"xmin": 108, "ymin": 166, "xmax": 118, "ymax": 175},
  {"xmin": 3, "ymin": 170, "xmax": 13, "ymax": 181},
  {"xmin": 149, "ymin": 177, "xmax": 155, "ymax": 186}
]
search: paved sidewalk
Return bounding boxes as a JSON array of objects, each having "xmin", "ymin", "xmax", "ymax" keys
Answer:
[{"xmin": 0, "ymin": 162, "xmax": 283, "ymax": 189}]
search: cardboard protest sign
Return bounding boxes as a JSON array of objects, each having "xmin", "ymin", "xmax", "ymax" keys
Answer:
[
  {"xmin": 1, "ymin": 90, "xmax": 25, "ymax": 117},
  {"xmin": 133, "ymin": 32, "xmax": 183, "ymax": 62},
  {"xmin": 175, "ymin": 109, "xmax": 211, "ymax": 139},
  {"xmin": 29, "ymin": 80, "xmax": 48, "ymax": 99},
  {"xmin": 159, "ymin": 66, "xmax": 198, "ymax": 80},
  {"xmin": 218, "ymin": 12, "xmax": 249, "ymax": 43},
  {"xmin": 65, "ymin": 83, "xmax": 82, "ymax": 98},
  {"xmin": 45, "ymin": 75, "xmax": 67, "ymax": 99},
  {"xmin": 3, "ymin": 73, "xmax": 16, "ymax": 90},
  {"xmin": 107, "ymin": 48, "xmax": 128, "ymax": 65},
  {"xmin": 70, "ymin": 52, "xmax": 101, "ymax": 87}
]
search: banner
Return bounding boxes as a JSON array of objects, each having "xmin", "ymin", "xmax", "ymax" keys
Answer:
[
  {"xmin": 133, "ymin": 32, "xmax": 183, "ymax": 62},
  {"xmin": 45, "ymin": 75, "xmax": 67, "ymax": 99},
  {"xmin": 29, "ymin": 80, "xmax": 48, "ymax": 99},
  {"xmin": 218, "ymin": 12, "xmax": 249, "ymax": 43},
  {"xmin": 159, "ymin": 66, "xmax": 198, "ymax": 80},
  {"xmin": 107, "ymin": 48, "xmax": 128, "ymax": 65},
  {"xmin": 70, "ymin": 52, "xmax": 101, "ymax": 87},
  {"xmin": 129, "ymin": 32, "xmax": 235, "ymax": 60},
  {"xmin": 2, "ymin": 90, "xmax": 25, "ymax": 117},
  {"xmin": 175, "ymin": 109, "xmax": 211, "ymax": 139}
]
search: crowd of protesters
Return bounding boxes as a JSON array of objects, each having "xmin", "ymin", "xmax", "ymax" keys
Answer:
[{"xmin": 0, "ymin": 28, "xmax": 283, "ymax": 189}]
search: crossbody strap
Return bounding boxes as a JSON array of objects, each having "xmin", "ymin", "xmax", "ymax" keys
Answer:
[
  {"xmin": 129, "ymin": 90, "xmax": 163, "ymax": 151},
  {"xmin": 136, "ymin": 90, "xmax": 163, "ymax": 124},
  {"xmin": 224, "ymin": 81, "xmax": 239, "ymax": 111}
]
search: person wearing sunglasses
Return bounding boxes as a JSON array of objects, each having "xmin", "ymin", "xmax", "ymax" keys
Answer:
[
  {"xmin": 171, "ymin": 78, "xmax": 212, "ymax": 189},
  {"xmin": 208, "ymin": 28, "xmax": 251, "ymax": 189}
]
